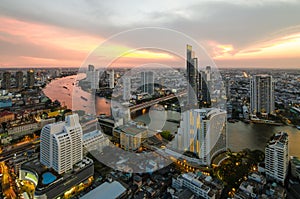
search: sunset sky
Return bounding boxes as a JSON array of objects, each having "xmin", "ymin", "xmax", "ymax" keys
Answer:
[{"xmin": 0, "ymin": 0, "xmax": 300, "ymax": 68}]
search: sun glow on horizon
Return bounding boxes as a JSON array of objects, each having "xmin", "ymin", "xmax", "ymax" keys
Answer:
[{"xmin": 213, "ymin": 33, "xmax": 300, "ymax": 61}]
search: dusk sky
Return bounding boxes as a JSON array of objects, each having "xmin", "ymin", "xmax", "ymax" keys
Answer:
[{"xmin": 0, "ymin": 0, "xmax": 300, "ymax": 68}]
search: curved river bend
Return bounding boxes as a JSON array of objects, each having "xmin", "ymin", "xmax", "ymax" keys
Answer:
[{"xmin": 43, "ymin": 74, "xmax": 300, "ymax": 157}]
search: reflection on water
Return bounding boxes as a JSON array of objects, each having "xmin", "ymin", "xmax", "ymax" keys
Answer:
[
  {"xmin": 44, "ymin": 74, "xmax": 300, "ymax": 157},
  {"xmin": 43, "ymin": 73, "xmax": 111, "ymax": 115},
  {"xmin": 228, "ymin": 122, "xmax": 300, "ymax": 157}
]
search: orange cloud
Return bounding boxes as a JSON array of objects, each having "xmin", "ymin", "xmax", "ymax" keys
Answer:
[
  {"xmin": 213, "ymin": 33, "xmax": 300, "ymax": 60},
  {"xmin": 0, "ymin": 16, "xmax": 103, "ymax": 66}
]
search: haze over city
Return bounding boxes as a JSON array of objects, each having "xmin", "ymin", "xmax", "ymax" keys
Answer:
[
  {"xmin": 1, "ymin": 1, "xmax": 300, "ymax": 199},
  {"xmin": 1, "ymin": 0, "xmax": 300, "ymax": 68}
]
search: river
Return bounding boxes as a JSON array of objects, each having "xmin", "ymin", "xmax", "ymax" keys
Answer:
[{"xmin": 43, "ymin": 74, "xmax": 300, "ymax": 157}]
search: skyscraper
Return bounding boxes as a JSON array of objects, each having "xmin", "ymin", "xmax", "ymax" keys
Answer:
[
  {"xmin": 88, "ymin": 64, "xmax": 95, "ymax": 71},
  {"xmin": 16, "ymin": 71, "xmax": 23, "ymax": 89},
  {"xmin": 40, "ymin": 114, "xmax": 83, "ymax": 174},
  {"xmin": 250, "ymin": 74, "xmax": 275, "ymax": 114},
  {"xmin": 200, "ymin": 70, "xmax": 211, "ymax": 107},
  {"xmin": 205, "ymin": 66, "xmax": 211, "ymax": 82},
  {"xmin": 123, "ymin": 77, "xmax": 131, "ymax": 101},
  {"xmin": 141, "ymin": 71, "xmax": 154, "ymax": 95},
  {"xmin": 110, "ymin": 70, "xmax": 115, "ymax": 89},
  {"xmin": 99, "ymin": 70, "xmax": 109, "ymax": 88},
  {"xmin": 2, "ymin": 71, "xmax": 11, "ymax": 90},
  {"xmin": 86, "ymin": 65, "xmax": 99, "ymax": 89},
  {"xmin": 27, "ymin": 69, "xmax": 35, "ymax": 88},
  {"xmin": 186, "ymin": 45, "xmax": 198, "ymax": 107},
  {"xmin": 174, "ymin": 108, "xmax": 227, "ymax": 165},
  {"xmin": 265, "ymin": 132, "xmax": 289, "ymax": 184}
]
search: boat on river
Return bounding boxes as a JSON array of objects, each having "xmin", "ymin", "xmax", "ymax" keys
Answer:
[{"xmin": 81, "ymin": 96, "xmax": 88, "ymax": 101}]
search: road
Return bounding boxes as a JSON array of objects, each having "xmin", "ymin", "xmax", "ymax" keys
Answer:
[
  {"xmin": 0, "ymin": 140, "xmax": 40, "ymax": 162},
  {"xmin": 1, "ymin": 162, "xmax": 17, "ymax": 199}
]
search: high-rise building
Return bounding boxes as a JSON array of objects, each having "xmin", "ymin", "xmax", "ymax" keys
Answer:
[
  {"xmin": 16, "ymin": 71, "xmax": 23, "ymax": 89},
  {"xmin": 265, "ymin": 132, "xmax": 289, "ymax": 184},
  {"xmin": 2, "ymin": 71, "xmax": 11, "ymax": 90},
  {"xmin": 141, "ymin": 71, "xmax": 154, "ymax": 95},
  {"xmin": 186, "ymin": 45, "xmax": 198, "ymax": 107},
  {"xmin": 86, "ymin": 65, "xmax": 99, "ymax": 89},
  {"xmin": 250, "ymin": 75, "xmax": 275, "ymax": 114},
  {"xmin": 123, "ymin": 77, "xmax": 131, "ymax": 101},
  {"xmin": 174, "ymin": 108, "xmax": 227, "ymax": 165},
  {"xmin": 91, "ymin": 70, "xmax": 99, "ymax": 89},
  {"xmin": 99, "ymin": 70, "xmax": 109, "ymax": 88},
  {"xmin": 205, "ymin": 66, "xmax": 211, "ymax": 82},
  {"xmin": 40, "ymin": 114, "xmax": 83, "ymax": 174},
  {"xmin": 27, "ymin": 69, "xmax": 35, "ymax": 88},
  {"xmin": 88, "ymin": 64, "xmax": 95, "ymax": 71},
  {"xmin": 109, "ymin": 70, "xmax": 115, "ymax": 89},
  {"xmin": 200, "ymin": 71, "xmax": 211, "ymax": 107}
]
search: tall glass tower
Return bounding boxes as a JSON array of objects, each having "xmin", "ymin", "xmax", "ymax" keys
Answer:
[{"xmin": 186, "ymin": 45, "xmax": 198, "ymax": 108}]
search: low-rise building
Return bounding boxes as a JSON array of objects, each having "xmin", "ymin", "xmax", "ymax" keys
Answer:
[
  {"xmin": 82, "ymin": 130, "xmax": 109, "ymax": 154},
  {"xmin": 0, "ymin": 110, "xmax": 15, "ymax": 123},
  {"xmin": 81, "ymin": 181, "xmax": 127, "ymax": 199},
  {"xmin": 7, "ymin": 122, "xmax": 39, "ymax": 136},
  {"xmin": 172, "ymin": 172, "xmax": 223, "ymax": 199},
  {"xmin": 114, "ymin": 122, "xmax": 148, "ymax": 151}
]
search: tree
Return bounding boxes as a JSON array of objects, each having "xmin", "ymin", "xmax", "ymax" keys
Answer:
[{"xmin": 160, "ymin": 130, "xmax": 172, "ymax": 141}]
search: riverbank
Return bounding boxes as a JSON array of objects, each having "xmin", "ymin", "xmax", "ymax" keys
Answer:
[{"xmin": 43, "ymin": 74, "xmax": 300, "ymax": 157}]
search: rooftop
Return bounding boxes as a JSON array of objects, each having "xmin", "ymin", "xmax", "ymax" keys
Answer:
[
  {"xmin": 268, "ymin": 132, "xmax": 288, "ymax": 147},
  {"xmin": 115, "ymin": 123, "xmax": 147, "ymax": 136},
  {"xmin": 82, "ymin": 130, "xmax": 103, "ymax": 141},
  {"xmin": 81, "ymin": 181, "xmax": 126, "ymax": 199}
]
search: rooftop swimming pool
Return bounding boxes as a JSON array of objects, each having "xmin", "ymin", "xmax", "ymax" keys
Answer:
[{"xmin": 42, "ymin": 172, "xmax": 57, "ymax": 185}]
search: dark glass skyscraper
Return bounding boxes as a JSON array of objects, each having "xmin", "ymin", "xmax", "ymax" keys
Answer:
[
  {"xmin": 2, "ymin": 71, "xmax": 11, "ymax": 90},
  {"xmin": 16, "ymin": 71, "xmax": 23, "ymax": 89},
  {"xmin": 186, "ymin": 45, "xmax": 198, "ymax": 107},
  {"xmin": 200, "ymin": 66, "xmax": 212, "ymax": 107},
  {"xmin": 27, "ymin": 69, "xmax": 35, "ymax": 88}
]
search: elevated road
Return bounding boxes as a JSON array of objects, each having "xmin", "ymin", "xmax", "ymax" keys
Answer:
[{"xmin": 129, "ymin": 92, "xmax": 186, "ymax": 113}]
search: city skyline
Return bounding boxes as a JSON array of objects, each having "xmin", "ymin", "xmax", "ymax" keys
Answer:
[
  {"xmin": 0, "ymin": 1, "xmax": 300, "ymax": 68},
  {"xmin": 1, "ymin": 1, "xmax": 300, "ymax": 198}
]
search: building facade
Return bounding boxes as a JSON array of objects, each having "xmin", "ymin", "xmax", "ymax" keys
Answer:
[
  {"xmin": 186, "ymin": 45, "xmax": 198, "ymax": 107},
  {"xmin": 250, "ymin": 74, "xmax": 275, "ymax": 114},
  {"xmin": 141, "ymin": 71, "xmax": 154, "ymax": 95},
  {"xmin": 27, "ymin": 69, "xmax": 35, "ymax": 88},
  {"xmin": 123, "ymin": 77, "xmax": 131, "ymax": 101},
  {"xmin": 2, "ymin": 71, "xmax": 11, "ymax": 90},
  {"xmin": 174, "ymin": 108, "xmax": 227, "ymax": 165},
  {"xmin": 265, "ymin": 132, "xmax": 289, "ymax": 184},
  {"xmin": 40, "ymin": 114, "xmax": 83, "ymax": 174},
  {"xmin": 114, "ymin": 123, "xmax": 148, "ymax": 151},
  {"xmin": 200, "ymin": 67, "xmax": 212, "ymax": 107},
  {"xmin": 16, "ymin": 71, "xmax": 23, "ymax": 89},
  {"xmin": 82, "ymin": 130, "xmax": 109, "ymax": 154},
  {"xmin": 109, "ymin": 69, "xmax": 115, "ymax": 89},
  {"xmin": 172, "ymin": 172, "xmax": 223, "ymax": 199}
]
